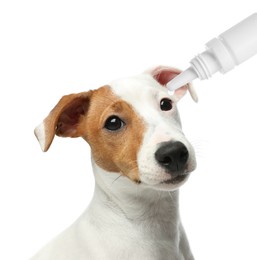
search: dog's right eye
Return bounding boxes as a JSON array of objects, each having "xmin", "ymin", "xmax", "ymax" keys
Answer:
[
  {"xmin": 104, "ymin": 116, "xmax": 125, "ymax": 131},
  {"xmin": 160, "ymin": 98, "xmax": 173, "ymax": 111}
]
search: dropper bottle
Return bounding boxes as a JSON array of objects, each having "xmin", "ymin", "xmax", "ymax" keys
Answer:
[{"xmin": 167, "ymin": 13, "xmax": 257, "ymax": 91}]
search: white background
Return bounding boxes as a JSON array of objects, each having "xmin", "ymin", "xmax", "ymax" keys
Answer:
[{"xmin": 1, "ymin": 1, "xmax": 257, "ymax": 259}]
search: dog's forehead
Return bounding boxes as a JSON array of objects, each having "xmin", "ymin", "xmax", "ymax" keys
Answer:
[
  {"xmin": 110, "ymin": 74, "xmax": 169, "ymax": 114},
  {"xmin": 110, "ymin": 74, "xmax": 166, "ymax": 96}
]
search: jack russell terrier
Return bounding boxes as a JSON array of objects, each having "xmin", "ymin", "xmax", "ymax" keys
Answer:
[{"xmin": 32, "ymin": 66, "xmax": 197, "ymax": 260}]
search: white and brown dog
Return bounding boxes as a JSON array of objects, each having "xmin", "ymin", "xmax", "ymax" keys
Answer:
[{"xmin": 32, "ymin": 66, "xmax": 197, "ymax": 260}]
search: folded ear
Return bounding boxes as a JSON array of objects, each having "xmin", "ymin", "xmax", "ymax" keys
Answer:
[
  {"xmin": 34, "ymin": 91, "xmax": 92, "ymax": 152},
  {"xmin": 148, "ymin": 66, "xmax": 198, "ymax": 102}
]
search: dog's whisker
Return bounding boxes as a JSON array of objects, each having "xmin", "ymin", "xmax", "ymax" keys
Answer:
[
  {"xmin": 111, "ymin": 174, "xmax": 123, "ymax": 185},
  {"xmin": 126, "ymin": 165, "xmax": 142, "ymax": 184},
  {"xmin": 187, "ymin": 139, "xmax": 208, "ymax": 159},
  {"xmin": 168, "ymin": 191, "xmax": 174, "ymax": 201}
]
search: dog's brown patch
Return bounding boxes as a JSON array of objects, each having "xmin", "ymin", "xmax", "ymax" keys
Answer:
[{"xmin": 78, "ymin": 86, "xmax": 145, "ymax": 182}]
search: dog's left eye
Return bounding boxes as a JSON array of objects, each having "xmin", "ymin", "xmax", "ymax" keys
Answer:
[
  {"xmin": 104, "ymin": 116, "xmax": 125, "ymax": 131},
  {"xmin": 160, "ymin": 98, "xmax": 173, "ymax": 111}
]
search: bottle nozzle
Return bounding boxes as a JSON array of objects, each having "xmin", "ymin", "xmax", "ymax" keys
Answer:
[
  {"xmin": 167, "ymin": 67, "xmax": 199, "ymax": 102},
  {"xmin": 167, "ymin": 67, "xmax": 198, "ymax": 91}
]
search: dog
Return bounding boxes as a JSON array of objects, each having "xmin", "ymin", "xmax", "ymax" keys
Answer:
[{"xmin": 32, "ymin": 66, "xmax": 197, "ymax": 260}]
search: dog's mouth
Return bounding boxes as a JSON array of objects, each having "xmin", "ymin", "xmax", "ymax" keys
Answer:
[{"xmin": 162, "ymin": 173, "xmax": 189, "ymax": 185}]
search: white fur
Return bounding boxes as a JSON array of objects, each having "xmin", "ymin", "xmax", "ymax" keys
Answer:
[
  {"xmin": 31, "ymin": 72, "xmax": 196, "ymax": 260},
  {"xmin": 34, "ymin": 123, "xmax": 46, "ymax": 152},
  {"xmin": 31, "ymin": 163, "xmax": 194, "ymax": 260}
]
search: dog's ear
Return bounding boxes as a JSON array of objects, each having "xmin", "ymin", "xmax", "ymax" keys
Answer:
[
  {"xmin": 34, "ymin": 91, "xmax": 92, "ymax": 152},
  {"xmin": 148, "ymin": 66, "xmax": 198, "ymax": 102}
]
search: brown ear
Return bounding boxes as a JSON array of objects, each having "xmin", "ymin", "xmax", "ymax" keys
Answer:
[
  {"xmin": 34, "ymin": 91, "xmax": 92, "ymax": 152},
  {"xmin": 149, "ymin": 66, "xmax": 198, "ymax": 102}
]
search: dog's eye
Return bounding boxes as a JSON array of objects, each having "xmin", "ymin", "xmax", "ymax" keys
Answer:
[
  {"xmin": 160, "ymin": 98, "xmax": 173, "ymax": 111},
  {"xmin": 104, "ymin": 116, "xmax": 125, "ymax": 131}
]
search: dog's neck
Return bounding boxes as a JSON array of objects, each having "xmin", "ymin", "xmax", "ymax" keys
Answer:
[
  {"xmin": 78, "ymin": 161, "xmax": 194, "ymax": 259},
  {"xmin": 89, "ymin": 161, "xmax": 181, "ymax": 231}
]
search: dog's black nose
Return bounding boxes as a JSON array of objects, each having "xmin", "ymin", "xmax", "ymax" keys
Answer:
[{"xmin": 155, "ymin": 141, "xmax": 189, "ymax": 175}]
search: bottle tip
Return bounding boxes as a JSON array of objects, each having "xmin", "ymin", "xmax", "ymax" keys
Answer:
[
  {"xmin": 166, "ymin": 67, "xmax": 199, "ymax": 102},
  {"xmin": 166, "ymin": 67, "xmax": 198, "ymax": 91}
]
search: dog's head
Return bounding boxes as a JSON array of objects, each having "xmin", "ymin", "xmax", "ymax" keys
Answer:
[{"xmin": 35, "ymin": 66, "xmax": 197, "ymax": 191}]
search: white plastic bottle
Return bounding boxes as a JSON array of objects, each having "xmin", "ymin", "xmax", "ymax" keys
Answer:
[{"xmin": 167, "ymin": 13, "xmax": 257, "ymax": 91}]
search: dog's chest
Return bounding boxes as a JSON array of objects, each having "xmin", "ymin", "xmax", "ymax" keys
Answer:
[
  {"xmin": 73, "ymin": 198, "xmax": 184, "ymax": 259},
  {"xmin": 77, "ymin": 219, "xmax": 182, "ymax": 260}
]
